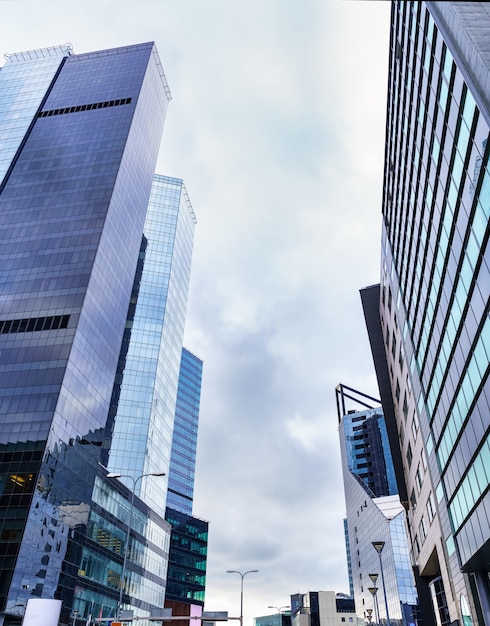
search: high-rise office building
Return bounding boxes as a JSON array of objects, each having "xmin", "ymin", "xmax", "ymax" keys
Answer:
[
  {"xmin": 337, "ymin": 386, "xmax": 418, "ymax": 626},
  {"xmin": 93, "ymin": 175, "xmax": 198, "ymax": 623},
  {"xmin": 105, "ymin": 175, "xmax": 197, "ymax": 516},
  {"xmin": 336, "ymin": 385, "xmax": 398, "ymax": 500},
  {"xmin": 375, "ymin": 3, "xmax": 489, "ymax": 626},
  {"xmin": 167, "ymin": 348, "xmax": 203, "ymax": 517},
  {"xmin": 164, "ymin": 348, "xmax": 208, "ymax": 614},
  {"xmin": 0, "ymin": 43, "xmax": 200, "ymax": 626}
]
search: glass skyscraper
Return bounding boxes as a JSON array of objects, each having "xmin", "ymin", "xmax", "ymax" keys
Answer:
[
  {"xmin": 164, "ymin": 348, "xmax": 208, "ymax": 612},
  {"xmin": 167, "ymin": 348, "xmax": 203, "ymax": 517},
  {"xmin": 373, "ymin": 3, "xmax": 489, "ymax": 626},
  {"xmin": 106, "ymin": 175, "xmax": 197, "ymax": 517},
  {"xmin": 77, "ymin": 175, "xmax": 198, "ymax": 624},
  {"xmin": 0, "ymin": 42, "xmax": 200, "ymax": 626}
]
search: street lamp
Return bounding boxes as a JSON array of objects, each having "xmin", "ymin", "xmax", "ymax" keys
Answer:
[
  {"xmin": 368, "ymin": 574, "xmax": 380, "ymax": 625},
  {"xmin": 226, "ymin": 569, "xmax": 259, "ymax": 626},
  {"xmin": 106, "ymin": 471, "xmax": 166, "ymax": 620},
  {"xmin": 372, "ymin": 542, "xmax": 390, "ymax": 626},
  {"xmin": 268, "ymin": 606, "xmax": 289, "ymax": 626},
  {"xmin": 367, "ymin": 588, "xmax": 379, "ymax": 626}
]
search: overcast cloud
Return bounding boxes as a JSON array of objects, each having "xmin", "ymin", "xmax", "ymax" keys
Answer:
[{"xmin": 1, "ymin": 1, "xmax": 391, "ymax": 623}]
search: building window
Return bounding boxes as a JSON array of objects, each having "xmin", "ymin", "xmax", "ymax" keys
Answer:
[
  {"xmin": 399, "ymin": 343, "xmax": 404, "ymax": 370},
  {"xmin": 0, "ymin": 314, "xmax": 69, "ymax": 334},
  {"xmin": 406, "ymin": 442, "xmax": 413, "ymax": 468},
  {"xmin": 410, "ymin": 488, "xmax": 417, "ymax": 510},
  {"xmin": 415, "ymin": 465, "xmax": 423, "ymax": 493},
  {"xmin": 402, "ymin": 393, "xmax": 409, "ymax": 421},
  {"xmin": 411, "ymin": 412, "xmax": 419, "ymax": 440},
  {"xmin": 427, "ymin": 492, "xmax": 436, "ymax": 522},
  {"xmin": 419, "ymin": 516, "xmax": 427, "ymax": 542},
  {"xmin": 413, "ymin": 535, "xmax": 420, "ymax": 558},
  {"xmin": 38, "ymin": 98, "xmax": 132, "ymax": 117}
]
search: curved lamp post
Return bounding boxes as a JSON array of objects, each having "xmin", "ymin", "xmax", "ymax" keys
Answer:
[
  {"xmin": 226, "ymin": 569, "xmax": 259, "ymax": 626},
  {"xmin": 372, "ymin": 542, "xmax": 390, "ymax": 626},
  {"xmin": 107, "ymin": 471, "xmax": 166, "ymax": 620},
  {"xmin": 268, "ymin": 606, "xmax": 289, "ymax": 626}
]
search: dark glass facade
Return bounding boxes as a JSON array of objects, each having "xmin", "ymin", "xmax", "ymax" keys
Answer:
[
  {"xmin": 340, "ymin": 406, "xmax": 397, "ymax": 499},
  {"xmin": 377, "ymin": 2, "xmax": 489, "ymax": 625},
  {"xmin": 0, "ymin": 42, "xmax": 195, "ymax": 626},
  {"xmin": 164, "ymin": 509, "xmax": 207, "ymax": 606}
]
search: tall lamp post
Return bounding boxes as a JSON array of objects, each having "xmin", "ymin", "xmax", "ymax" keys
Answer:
[
  {"xmin": 107, "ymin": 471, "xmax": 166, "ymax": 620},
  {"xmin": 372, "ymin": 542, "xmax": 391, "ymax": 626},
  {"xmin": 226, "ymin": 569, "xmax": 259, "ymax": 626}
]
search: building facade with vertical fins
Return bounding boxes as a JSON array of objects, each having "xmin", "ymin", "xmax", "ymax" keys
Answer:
[
  {"xmin": 0, "ymin": 43, "xmax": 202, "ymax": 626},
  {"xmin": 377, "ymin": 3, "xmax": 489, "ymax": 626}
]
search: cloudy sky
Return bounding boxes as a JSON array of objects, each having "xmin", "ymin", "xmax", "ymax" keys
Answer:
[{"xmin": 1, "ymin": 0, "xmax": 391, "ymax": 623}]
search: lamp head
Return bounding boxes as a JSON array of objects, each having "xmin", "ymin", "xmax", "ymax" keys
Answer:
[
  {"xmin": 106, "ymin": 472, "xmax": 122, "ymax": 479},
  {"xmin": 372, "ymin": 541, "xmax": 385, "ymax": 554}
]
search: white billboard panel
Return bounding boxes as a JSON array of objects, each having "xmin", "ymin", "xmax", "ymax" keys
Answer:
[{"xmin": 23, "ymin": 599, "xmax": 62, "ymax": 626}]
